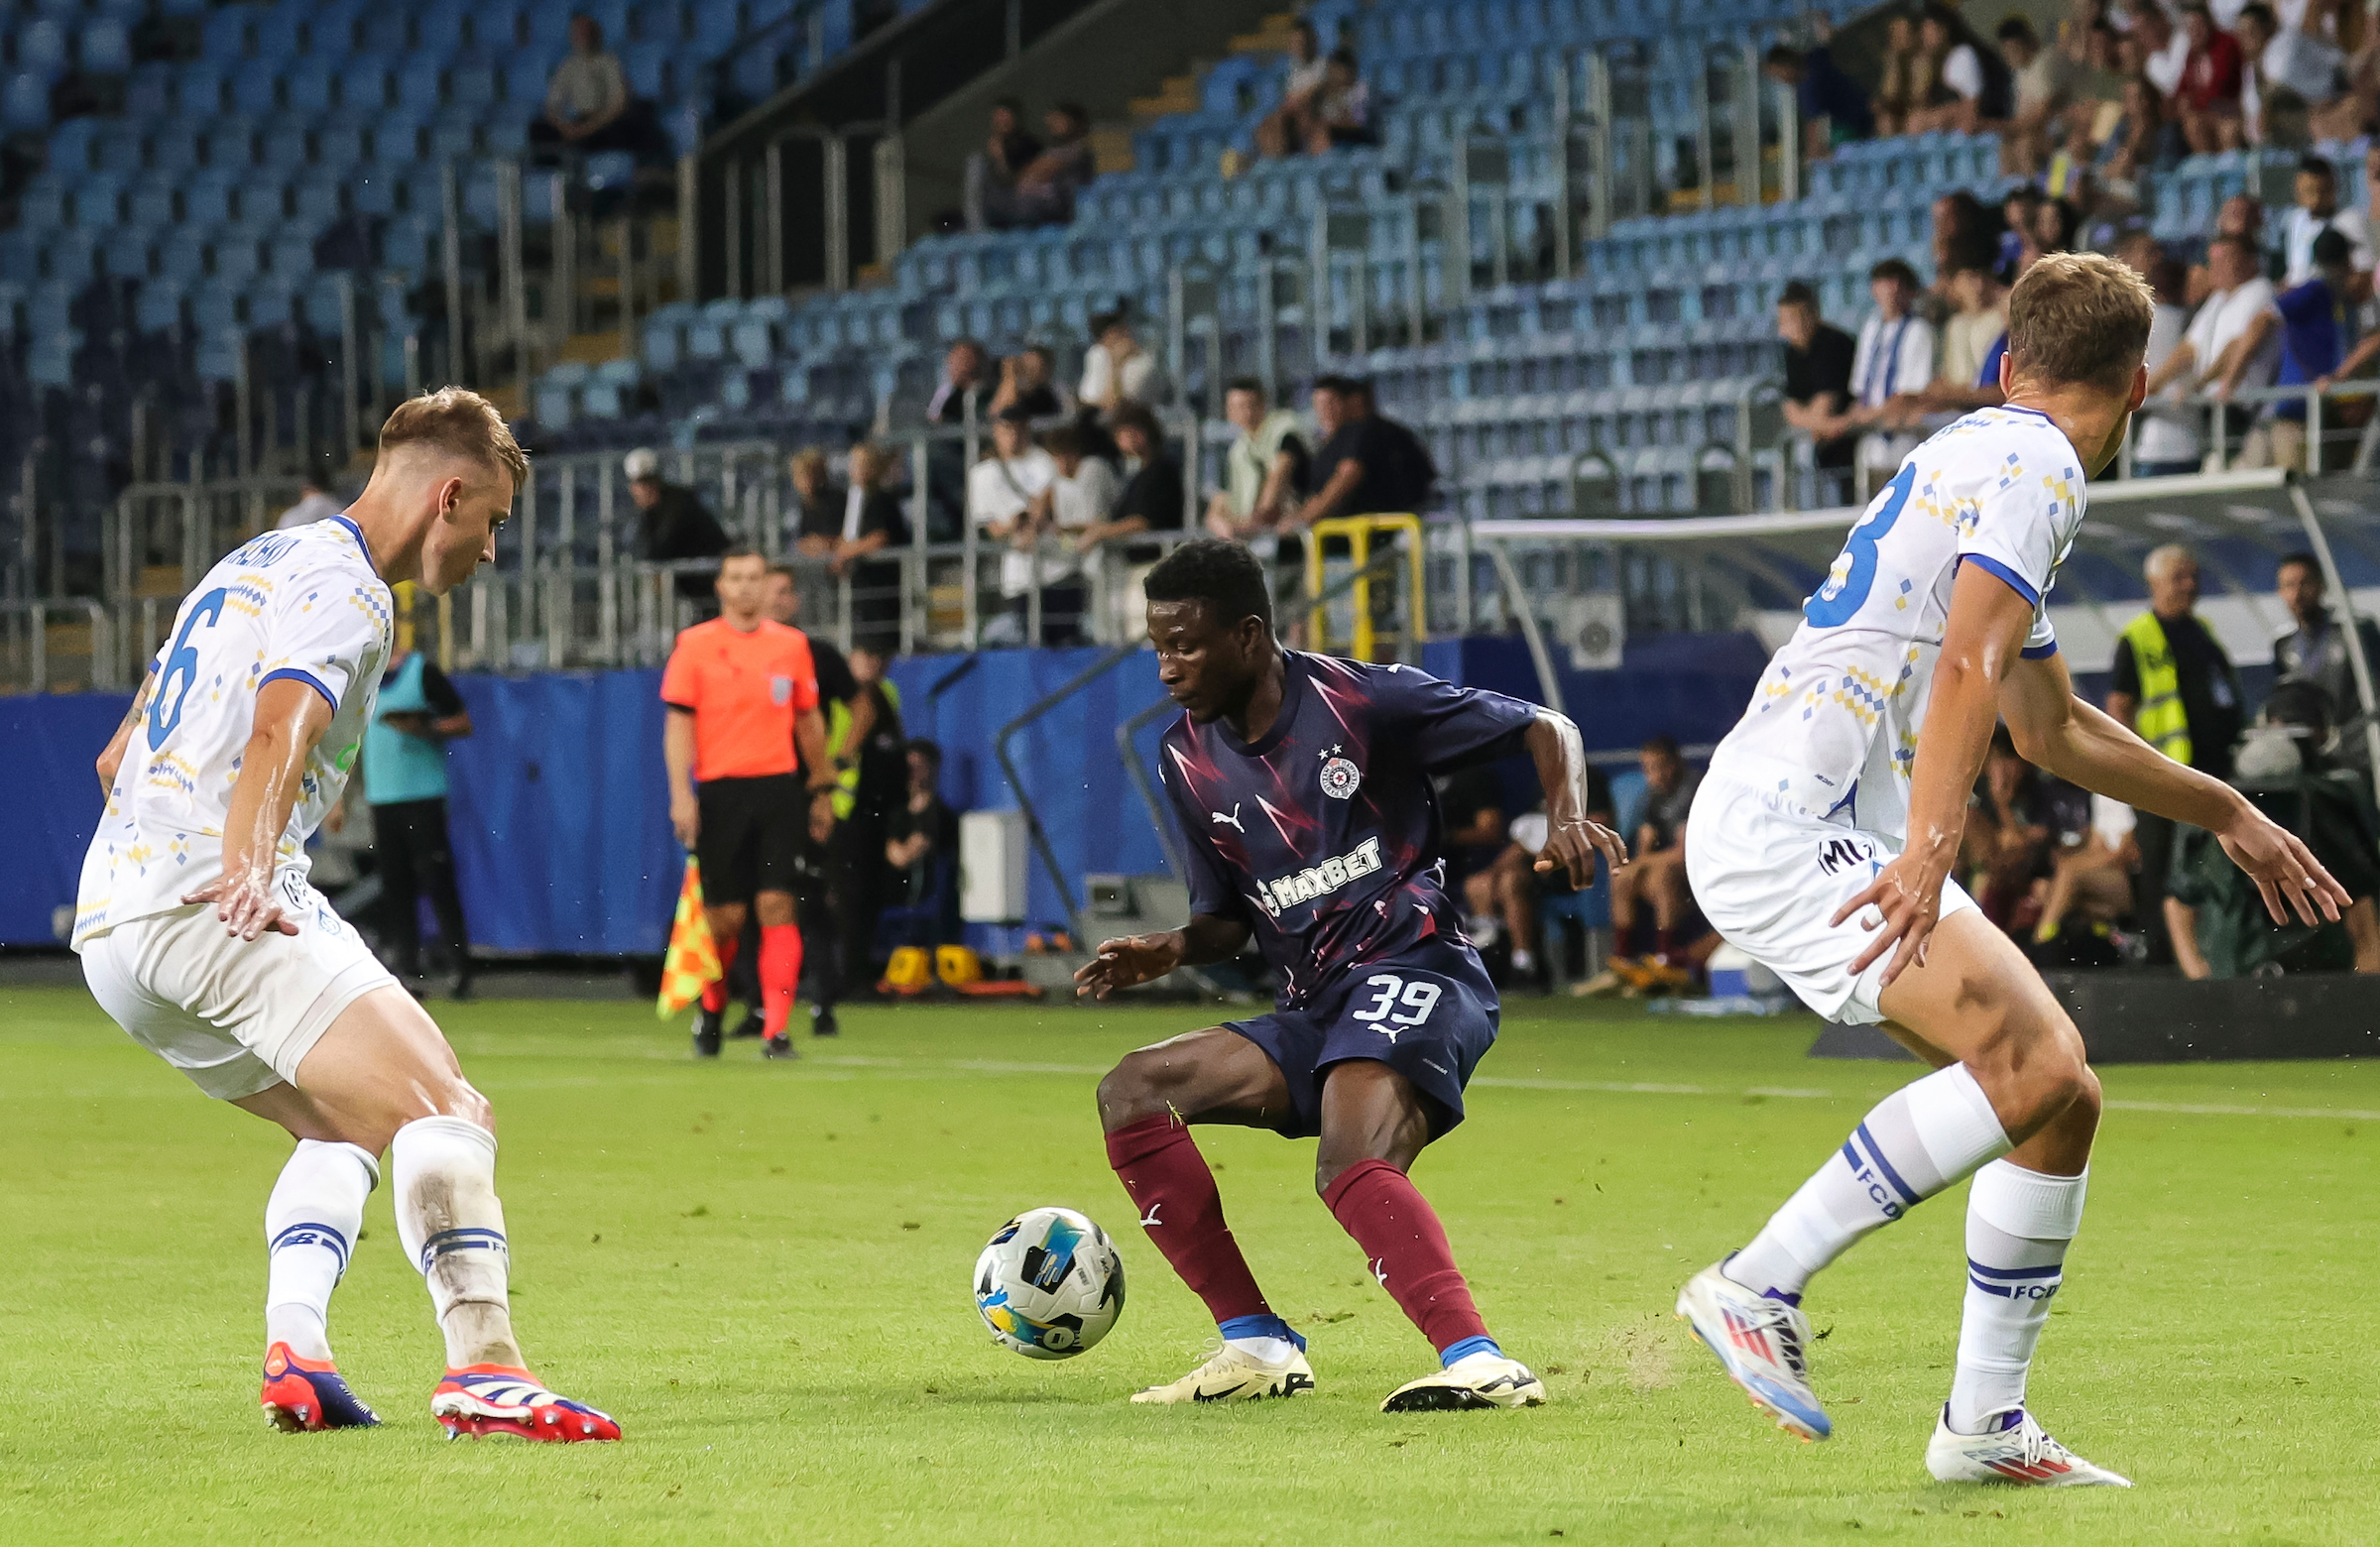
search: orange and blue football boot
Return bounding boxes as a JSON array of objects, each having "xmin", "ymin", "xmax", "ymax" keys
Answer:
[
  {"xmin": 260, "ymin": 1343, "xmax": 381, "ymax": 1432},
  {"xmin": 431, "ymin": 1367, "xmax": 622, "ymax": 1442}
]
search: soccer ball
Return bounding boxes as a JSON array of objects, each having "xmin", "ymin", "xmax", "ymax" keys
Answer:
[{"xmin": 973, "ymin": 1207, "xmax": 1127, "ymax": 1360}]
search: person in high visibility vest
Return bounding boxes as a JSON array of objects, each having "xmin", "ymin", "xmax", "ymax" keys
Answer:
[{"xmin": 2105, "ymin": 543, "xmax": 2243, "ymax": 964}]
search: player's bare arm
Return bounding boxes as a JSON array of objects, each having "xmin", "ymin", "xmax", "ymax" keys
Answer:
[
  {"xmin": 94, "ymin": 669, "xmax": 155, "ymax": 791},
  {"xmin": 1075, "ymin": 915, "xmax": 1250, "ymax": 1000},
  {"xmin": 1998, "ymin": 642, "xmax": 2347, "ymax": 929},
  {"xmin": 663, "ymin": 706, "xmax": 700, "ymax": 846},
  {"xmin": 181, "ymin": 677, "xmax": 337, "ymax": 942},
  {"xmin": 1523, "ymin": 709, "xmax": 1628, "ymax": 889}
]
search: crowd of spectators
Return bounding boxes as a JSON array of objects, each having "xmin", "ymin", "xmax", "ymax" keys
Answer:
[
  {"xmin": 1779, "ymin": 141, "xmax": 2380, "ymax": 501},
  {"xmin": 1772, "ymin": 0, "xmax": 2380, "ymax": 184}
]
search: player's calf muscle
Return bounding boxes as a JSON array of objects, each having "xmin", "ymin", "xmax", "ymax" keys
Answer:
[{"xmin": 1096, "ymin": 1031, "xmax": 1265, "ymax": 1130}]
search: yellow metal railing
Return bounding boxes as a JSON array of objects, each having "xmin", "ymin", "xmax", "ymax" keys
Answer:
[{"xmin": 1303, "ymin": 515, "xmax": 1426, "ymax": 662}]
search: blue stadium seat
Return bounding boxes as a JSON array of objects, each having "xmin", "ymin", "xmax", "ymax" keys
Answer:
[
  {"xmin": 343, "ymin": 52, "xmax": 397, "ymax": 111},
  {"xmin": 79, "ymin": 18, "xmax": 133, "ymax": 75},
  {"xmin": 2, "ymin": 74, "xmax": 50, "ymax": 131},
  {"xmin": 504, "ymin": 55, "xmax": 557, "ymax": 108},
  {"xmin": 286, "ymin": 56, "xmax": 339, "ymax": 114},
  {"xmin": 397, "ymin": 58, "xmax": 447, "ymax": 115},
  {"xmin": 202, "ymin": 116, "xmax": 260, "ymax": 169},
  {"xmin": 355, "ymin": 13, "xmax": 412, "ymax": 53},
  {"xmin": 200, "ymin": 8, "xmax": 254, "ymax": 61},
  {"xmin": 135, "ymin": 280, "xmax": 185, "ymax": 332}
]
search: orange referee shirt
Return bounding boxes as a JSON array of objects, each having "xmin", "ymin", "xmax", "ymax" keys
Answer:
[{"xmin": 659, "ymin": 618, "xmax": 821, "ymax": 780}]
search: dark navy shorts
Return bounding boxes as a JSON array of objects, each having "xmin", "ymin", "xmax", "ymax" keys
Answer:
[{"xmin": 1224, "ymin": 940, "xmax": 1501, "ymax": 1139}]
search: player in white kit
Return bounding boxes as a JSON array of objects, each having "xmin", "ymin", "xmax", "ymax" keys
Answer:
[
  {"xmin": 73, "ymin": 390, "xmax": 619, "ymax": 1442},
  {"xmin": 1675, "ymin": 255, "xmax": 2344, "ymax": 1484}
]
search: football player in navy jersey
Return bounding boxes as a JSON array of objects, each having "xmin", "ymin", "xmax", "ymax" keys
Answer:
[{"xmin": 1078, "ymin": 539, "xmax": 1627, "ymax": 1411}]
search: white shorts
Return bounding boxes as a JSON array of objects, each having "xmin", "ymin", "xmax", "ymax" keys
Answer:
[
  {"xmin": 77, "ymin": 886, "xmax": 397, "ymax": 1101},
  {"xmin": 1685, "ymin": 771, "xmax": 1978, "ymax": 1026}
]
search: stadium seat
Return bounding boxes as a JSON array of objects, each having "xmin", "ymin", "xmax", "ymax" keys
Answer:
[{"xmin": 79, "ymin": 18, "xmax": 133, "ymax": 75}]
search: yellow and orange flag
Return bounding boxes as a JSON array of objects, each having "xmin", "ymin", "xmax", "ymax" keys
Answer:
[{"xmin": 656, "ymin": 859, "xmax": 721, "ymax": 1017}]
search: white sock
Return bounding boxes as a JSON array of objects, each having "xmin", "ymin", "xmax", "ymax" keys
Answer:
[
  {"xmin": 1509, "ymin": 947, "xmax": 1535, "ymax": 973},
  {"xmin": 1726, "ymin": 1063, "xmax": 2010, "ymax": 1300},
  {"xmin": 1947, "ymin": 1160, "xmax": 2087, "ymax": 1434},
  {"xmin": 392, "ymin": 1115, "xmax": 522, "ymax": 1370},
  {"xmin": 264, "ymin": 1139, "xmax": 379, "ymax": 1362},
  {"xmin": 1226, "ymin": 1335, "xmax": 1297, "ymax": 1364}
]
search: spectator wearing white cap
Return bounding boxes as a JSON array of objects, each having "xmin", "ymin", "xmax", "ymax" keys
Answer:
[{"xmin": 627, "ymin": 446, "xmax": 730, "ymax": 600}]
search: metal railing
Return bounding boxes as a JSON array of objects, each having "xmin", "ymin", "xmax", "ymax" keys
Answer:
[{"xmin": 0, "ymin": 598, "xmax": 116, "ymax": 695}]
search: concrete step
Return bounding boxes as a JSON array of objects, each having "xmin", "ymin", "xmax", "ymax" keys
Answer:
[
  {"xmin": 135, "ymin": 563, "xmax": 182, "ymax": 599},
  {"xmin": 1089, "ymin": 125, "xmax": 1136, "ymax": 176}
]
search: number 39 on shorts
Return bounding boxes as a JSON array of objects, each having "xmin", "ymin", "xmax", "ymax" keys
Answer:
[{"xmin": 1350, "ymin": 973, "xmax": 1443, "ymax": 1031}]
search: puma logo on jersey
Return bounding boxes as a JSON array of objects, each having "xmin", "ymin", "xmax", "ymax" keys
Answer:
[
  {"xmin": 1256, "ymin": 836, "xmax": 1384, "ymax": 916},
  {"xmin": 1211, "ymin": 804, "xmax": 1245, "ymax": 833}
]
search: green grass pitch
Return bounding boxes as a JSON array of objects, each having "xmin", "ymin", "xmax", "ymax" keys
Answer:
[{"xmin": 1, "ymin": 984, "xmax": 2373, "ymax": 1545}]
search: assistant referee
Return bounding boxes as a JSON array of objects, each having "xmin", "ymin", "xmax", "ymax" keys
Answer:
[{"xmin": 661, "ymin": 545, "xmax": 837, "ymax": 1059}]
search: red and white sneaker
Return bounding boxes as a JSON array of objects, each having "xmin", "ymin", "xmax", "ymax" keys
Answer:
[
  {"xmin": 1926, "ymin": 1406, "xmax": 2131, "ymax": 1487},
  {"xmin": 261, "ymin": 1343, "xmax": 381, "ymax": 1431},
  {"xmin": 431, "ymin": 1366, "xmax": 622, "ymax": 1442}
]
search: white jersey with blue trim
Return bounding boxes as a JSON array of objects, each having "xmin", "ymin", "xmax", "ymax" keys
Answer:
[
  {"xmin": 1710, "ymin": 406, "xmax": 2084, "ymax": 840},
  {"xmin": 72, "ymin": 516, "xmax": 394, "ymax": 948}
]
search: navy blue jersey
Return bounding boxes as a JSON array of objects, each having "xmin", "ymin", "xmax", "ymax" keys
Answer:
[{"xmin": 1159, "ymin": 652, "xmax": 1539, "ymax": 1008}]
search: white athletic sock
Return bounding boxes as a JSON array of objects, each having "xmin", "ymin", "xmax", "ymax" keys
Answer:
[
  {"xmin": 1947, "ymin": 1160, "xmax": 2087, "ymax": 1434},
  {"xmin": 1226, "ymin": 1335, "xmax": 1298, "ymax": 1364},
  {"xmin": 391, "ymin": 1115, "xmax": 523, "ymax": 1370},
  {"xmin": 264, "ymin": 1139, "xmax": 379, "ymax": 1362},
  {"xmin": 1726, "ymin": 1063, "xmax": 2011, "ymax": 1300}
]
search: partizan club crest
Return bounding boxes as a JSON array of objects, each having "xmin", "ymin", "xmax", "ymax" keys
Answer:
[{"xmin": 1318, "ymin": 749, "xmax": 1362, "ymax": 799}]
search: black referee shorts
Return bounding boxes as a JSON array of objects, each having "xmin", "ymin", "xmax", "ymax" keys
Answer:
[{"xmin": 696, "ymin": 774, "xmax": 804, "ymax": 906}]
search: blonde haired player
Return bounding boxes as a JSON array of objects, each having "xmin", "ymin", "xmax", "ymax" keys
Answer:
[
  {"xmin": 74, "ymin": 390, "xmax": 619, "ymax": 1442},
  {"xmin": 1676, "ymin": 254, "xmax": 2344, "ymax": 1484}
]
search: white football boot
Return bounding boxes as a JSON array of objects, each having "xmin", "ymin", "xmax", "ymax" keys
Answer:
[
  {"xmin": 1130, "ymin": 1342, "xmax": 1316, "ymax": 1404},
  {"xmin": 1379, "ymin": 1351, "xmax": 1547, "ymax": 1412},
  {"xmin": 1675, "ymin": 1260, "xmax": 1832, "ymax": 1441},
  {"xmin": 1926, "ymin": 1407, "xmax": 2132, "ymax": 1487}
]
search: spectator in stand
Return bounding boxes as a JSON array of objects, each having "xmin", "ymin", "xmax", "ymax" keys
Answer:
[
  {"xmin": 1203, "ymin": 377, "xmax": 1310, "ymax": 544},
  {"xmin": 2184, "ymin": 192, "xmax": 2264, "ymax": 303},
  {"xmin": 969, "ymin": 406, "xmax": 1060, "ymax": 647},
  {"xmin": 2118, "ymin": 233, "xmax": 2206, "ymax": 475},
  {"xmin": 2030, "ymin": 787, "xmax": 2142, "ymax": 960},
  {"xmin": 990, "ymin": 344, "xmax": 1069, "ymax": 420},
  {"xmin": 1830, "ymin": 258, "xmax": 1938, "ymax": 493},
  {"xmin": 1919, "ymin": 258, "xmax": 2010, "ymax": 414},
  {"xmin": 988, "ymin": 102, "xmax": 1095, "ymax": 227},
  {"xmin": 1928, "ymin": 190, "xmax": 1994, "ymax": 309},
  {"xmin": 2277, "ymin": 154, "xmax": 2371, "ymax": 284},
  {"xmin": 274, "ymin": 478, "xmax": 342, "ymax": 531},
  {"xmin": 1077, "ymin": 311, "xmax": 1168, "ymax": 416},
  {"xmin": 2237, "ymin": 1, "xmax": 2345, "ymax": 146},
  {"xmin": 1999, "ymin": 15, "xmax": 2074, "ymax": 175},
  {"xmin": 2216, "ymin": 227, "xmax": 2356, "ymax": 469},
  {"xmin": 2175, "ymin": 1, "xmax": 2245, "ymax": 151},
  {"xmin": 2098, "ymin": 74, "xmax": 2186, "ymax": 209},
  {"xmin": 824, "ymin": 443, "xmax": 910, "ymax": 654},
  {"xmin": 1908, "ymin": 5, "xmax": 1989, "ymax": 133},
  {"xmin": 1872, "ymin": 11, "xmax": 1932, "ymax": 135},
  {"xmin": 1999, "ymin": 185, "xmax": 2047, "ymax": 278},
  {"xmin": 1963, "ymin": 727, "xmax": 2055, "ymax": 933},
  {"xmin": 2154, "ymin": 233, "xmax": 2278, "ymax": 409},
  {"xmin": 1764, "ymin": 26, "xmax": 1875, "ymax": 161},
  {"xmin": 1095, "ymin": 403, "xmax": 1186, "ymax": 555},
  {"xmin": 2128, "ymin": 0, "xmax": 2193, "ymax": 100},
  {"xmin": 882, "ymin": 739, "xmax": 962, "ymax": 948},
  {"xmin": 966, "ymin": 97, "xmax": 1041, "ymax": 231},
  {"xmin": 925, "ymin": 337, "xmax": 995, "ymax": 427},
  {"xmin": 991, "ymin": 423, "xmax": 1114, "ymax": 644},
  {"xmin": 785, "ymin": 447, "xmax": 840, "ymax": 552},
  {"xmin": 2033, "ymin": 194, "xmax": 2082, "ymax": 258},
  {"xmin": 1305, "ymin": 51, "xmax": 1377, "ymax": 152},
  {"xmin": 627, "ymin": 446, "xmax": 730, "ymax": 601},
  {"xmin": 531, "ymin": 14, "xmax": 653, "ymax": 159},
  {"xmin": 2042, "ymin": 102, "xmax": 2100, "ymax": 207},
  {"xmin": 2274, "ymin": 551, "xmax": 2380, "ymax": 764},
  {"xmin": 1776, "ymin": 280, "xmax": 1858, "ymax": 499},
  {"xmin": 1255, "ymin": 20, "xmax": 1330, "ymax": 159},
  {"xmin": 2107, "ymin": 543, "xmax": 2244, "ymax": 962},
  {"xmin": 1303, "ymin": 378, "xmax": 1434, "ymax": 526}
]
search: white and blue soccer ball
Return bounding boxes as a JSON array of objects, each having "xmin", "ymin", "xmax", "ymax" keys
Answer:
[{"xmin": 973, "ymin": 1206, "xmax": 1127, "ymax": 1360}]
